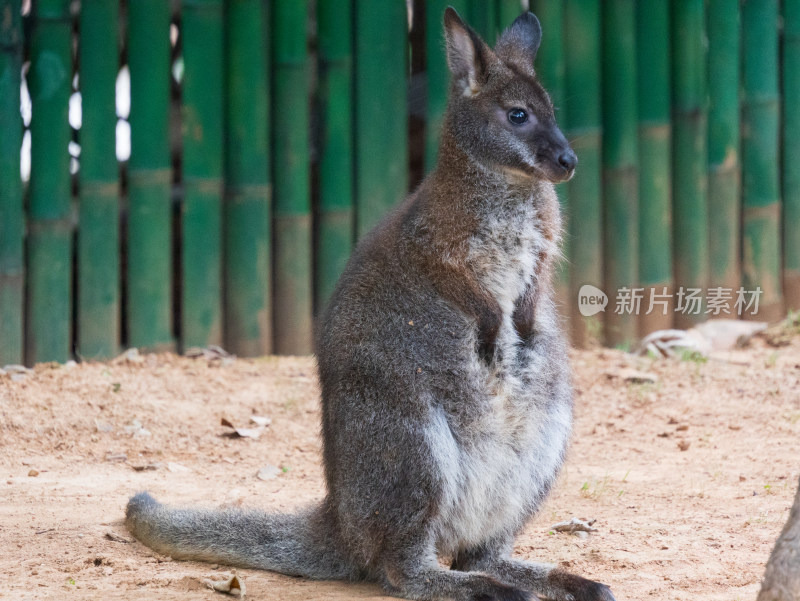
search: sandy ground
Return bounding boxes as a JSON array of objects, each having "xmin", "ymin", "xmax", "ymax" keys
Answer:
[{"xmin": 1, "ymin": 334, "xmax": 799, "ymax": 601}]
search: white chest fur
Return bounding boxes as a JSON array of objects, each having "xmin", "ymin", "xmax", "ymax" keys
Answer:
[{"xmin": 429, "ymin": 392, "xmax": 571, "ymax": 556}]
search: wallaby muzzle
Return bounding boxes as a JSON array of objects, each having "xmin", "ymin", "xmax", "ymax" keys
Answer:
[{"xmin": 536, "ymin": 126, "xmax": 577, "ymax": 183}]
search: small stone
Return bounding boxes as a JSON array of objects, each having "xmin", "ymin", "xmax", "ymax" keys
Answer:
[
  {"xmin": 257, "ymin": 465, "xmax": 282, "ymax": 481},
  {"xmin": 28, "ymin": 469, "xmax": 39, "ymax": 477}
]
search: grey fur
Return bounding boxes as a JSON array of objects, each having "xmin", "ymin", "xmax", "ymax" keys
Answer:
[{"xmin": 126, "ymin": 9, "xmax": 615, "ymax": 601}]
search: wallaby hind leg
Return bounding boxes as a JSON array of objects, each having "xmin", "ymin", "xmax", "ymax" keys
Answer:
[
  {"xmin": 380, "ymin": 548, "xmax": 530, "ymax": 601},
  {"xmin": 451, "ymin": 542, "xmax": 616, "ymax": 601}
]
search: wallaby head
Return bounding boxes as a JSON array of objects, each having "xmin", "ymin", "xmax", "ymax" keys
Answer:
[{"xmin": 442, "ymin": 7, "xmax": 576, "ymax": 183}]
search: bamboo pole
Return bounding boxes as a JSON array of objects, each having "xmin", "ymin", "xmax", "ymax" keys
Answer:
[
  {"xmin": 181, "ymin": 0, "xmax": 223, "ymax": 349},
  {"xmin": 497, "ymin": 0, "xmax": 523, "ymax": 29},
  {"xmin": 425, "ymin": 0, "xmax": 467, "ymax": 172},
  {"xmin": 26, "ymin": 0, "xmax": 73, "ymax": 364},
  {"xmin": 468, "ymin": 0, "xmax": 498, "ymax": 44},
  {"xmin": 601, "ymin": 0, "xmax": 638, "ymax": 348},
  {"xmin": 784, "ymin": 0, "xmax": 800, "ymax": 310},
  {"xmin": 636, "ymin": 0, "xmax": 672, "ymax": 336},
  {"xmin": 529, "ymin": 0, "xmax": 564, "ymax": 104},
  {"xmin": 564, "ymin": 0, "xmax": 602, "ymax": 346},
  {"xmin": 223, "ymin": 0, "xmax": 271, "ymax": 356},
  {"xmin": 741, "ymin": 0, "xmax": 783, "ymax": 321},
  {"xmin": 272, "ymin": 0, "xmax": 312, "ymax": 354},
  {"xmin": 354, "ymin": 0, "xmax": 408, "ymax": 237},
  {"xmin": 77, "ymin": 0, "xmax": 120, "ymax": 360},
  {"xmin": 671, "ymin": 0, "xmax": 708, "ymax": 328},
  {"xmin": 127, "ymin": 0, "xmax": 173, "ymax": 351},
  {"xmin": 317, "ymin": 0, "xmax": 354, "ymax": 313},
  {"xmin": 0, "ymin": 0, "xmax": 23, "ymax": 365},
  {"xmin": 530, "ymin": 0, "xmax": 568, "ymax": 328},
  {"xmin": 707, "ymin": 0, "xmax": 741, "ymax": 298}
]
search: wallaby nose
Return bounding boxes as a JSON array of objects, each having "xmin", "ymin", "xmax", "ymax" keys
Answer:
[{"xmin": 557, "ymin": 149, "xmax": 577, "ymax": 173}]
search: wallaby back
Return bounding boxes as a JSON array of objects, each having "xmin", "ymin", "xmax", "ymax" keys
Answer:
[{"xmin": 126, "ymin": 9, "xmax": 615, "ymax": 601}]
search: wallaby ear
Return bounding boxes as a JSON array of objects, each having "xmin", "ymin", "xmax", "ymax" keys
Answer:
[
  {"xmin": 443, "ymin": 7, "xmax": 492, "ymax": 95},
  {"xmin": 495, "ymin": 12, "xmax": 542, "ymax": 73}
]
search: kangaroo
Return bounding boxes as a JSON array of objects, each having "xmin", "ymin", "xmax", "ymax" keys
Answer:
[{"xmin": 126, "ymin": 9, "xmax": 615, "ymax": 601}]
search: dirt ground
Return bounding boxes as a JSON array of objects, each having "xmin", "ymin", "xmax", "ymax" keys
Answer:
[{"xmin": 1, "ymin": 333, "xmax": 799, "ymax": 601}]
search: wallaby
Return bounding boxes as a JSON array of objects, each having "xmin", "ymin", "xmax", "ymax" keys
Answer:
[{"xmin": 126, "ymin": 9, "xmax": 616, "ymax": 601}]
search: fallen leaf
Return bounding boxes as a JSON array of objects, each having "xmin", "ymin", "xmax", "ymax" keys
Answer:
[
  {"xmin": 550, "ymin": 517, "xmax": 597, "ymax": 534},
  {"xmin": 203, "ymin": 571, "xmax": 246, "ymax": 598},
  {"xmin": 131, "ymin": 464, "xmax": 160, "ymax": 472},
  {"xmin": 105, "ymin": 532, "xmax": 132, "ymax": 544},
  {"xmin": 605, "ymin": 368, "xmax": 657, "ymax": 384},
  {"xmin": 249, "ymin": 415, "xmax": 271, "ymax": 427},
  {"xmin": 221, "ymin": 417, "xmax": 264, "ymax": 439},
  {"xmin": 226, "ymin": 427, "xmax": 262, "ymax": 439},
  {"xmin": 167, "ymin": 462, "xmax": 191, "ymax": 473},
  {"xmin": 186, "ymin": 346, "xmax": 233, "ymax": 361}
]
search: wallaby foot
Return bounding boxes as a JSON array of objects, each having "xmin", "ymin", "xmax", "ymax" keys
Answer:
[
  {"xmin": 452, "ymin": 547, "xmax": 615, "ymax": 601},
  {"xmin": 383, "ymin": 564, "xmax": 531, "ymax": 601}
]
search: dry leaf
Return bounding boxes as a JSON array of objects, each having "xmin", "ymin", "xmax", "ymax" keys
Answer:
[
  {"xmin": 105, "ymin": 531, "xmax": 133, "ymax": 544},
  {"xmin": 203, "ymin": 571, "xmax": 246, "ymax": 597},
  {"xmin": 551, "ymin": 517, "xmax": 597, "ymax": 534},
  {"xmin": 221, "ymin": 417, "xmax": 264, "ymax": 439},
  {"xmin": 167, "ymin": 462, "xmax": 191, "ymax": 473}
]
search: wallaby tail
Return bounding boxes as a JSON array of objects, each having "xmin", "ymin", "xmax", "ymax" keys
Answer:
[{"xmin": 125, "ymin": 492, "xmax": 358, "ymax": 580}]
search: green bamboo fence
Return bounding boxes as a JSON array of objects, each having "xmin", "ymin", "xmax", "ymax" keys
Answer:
[
  {"xmin": 78, "ymin": 0, "xmax": 120, "ymax": 360},
  {"xmin": 671, "ymin": 0, "xmax": 708, "ymax": 328},
  {"xmin": 425, "ymin": 0, "xmax": 467, "ymax": 172},
  {"xmin": 468, "ymin": 0, "xmax": 498, "ymax": 43},
  {"xmin": 354, "ymin": 0, "xmax": 408, "ymax": 238},
  {"xmin": 564, "ymin": 0, "xmax": 602, "ymax": 346},
  {"xmin": 0, "ymin": 0, "xmax": 23, "ymax": 365},
  {"xmin": 497, "ymin": 1, "xmax": 523, "ymax": 30},
  {"xmin": 181, "ymin": 0, "xmax": 223, "ymax": 349},
  {"xmin": 223, "ymin": 0, "xmax": 271, "ymax": 356},
  {"xmin": 530, "ymin": 1, "xmax": 568, "ymax": 322},
  {"xmin": 529, "ymin": 1, "xmax": 564, "ymax": 105},
  {"xmin": 601, "ymin": 0, "xmax": 638, "ymax": 347},
  {"xmin": 317, "ymin": 0, "xmax": 354, "ymax": 313},
  {"xmin": 272, "ymin": 0, "xmax": 312, "ymax": 355},
  {"xmin": 707, "ymin": 0, "xmax": 741, "ymax": 297},
  {"xmin": 27, "ymin": 0, "xmax": 73, "ymax": 364},
  {"xmin": 742, "ymin": 0, "xmax": 783, "ymax": 321},
  {"xmin": 6, "ymin": 2, "xmax": 800, "ymax": 366},
  {"xmin": 636, "ymin": 0, "xmax": 672, "ymax": 335},
  {"xmin": 127, "ymin": 0, "xmax": 173, "ymax": 350},
  {"xmin": 783, "ymin": 0, "xmax": 800, "ymax": 310}
]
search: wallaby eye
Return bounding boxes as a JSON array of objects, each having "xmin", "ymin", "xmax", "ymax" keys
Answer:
[{"xmin": 507, "ymin": 108, "xmax": 528, "ymax": 125}]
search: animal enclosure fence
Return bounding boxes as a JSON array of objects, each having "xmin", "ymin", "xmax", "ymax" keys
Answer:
[{"xmin": 0, "ymin": 0, "xmax": 798, "ymax": 366}]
